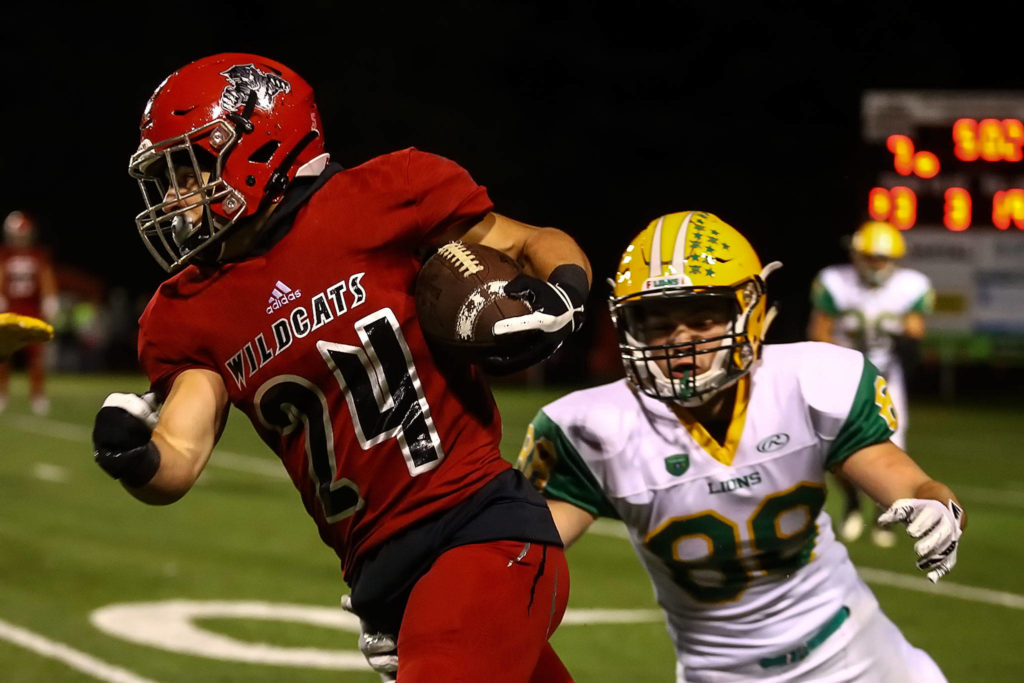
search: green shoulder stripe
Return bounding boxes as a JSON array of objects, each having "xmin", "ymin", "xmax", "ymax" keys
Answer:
[
  {"xmin": 516, "ymin": 409, "xmax": 620, "ymax": 519},
  {"xmin": 910, "ymin": 289, "xmax": 935, "ymax": 314},
  {"xmin": 825, "ymin": 358, "xmax": 897, "ymax": 469},
  {"xmin": 810, "ymin": 278, "xmax": 840, "ymax": 315}
]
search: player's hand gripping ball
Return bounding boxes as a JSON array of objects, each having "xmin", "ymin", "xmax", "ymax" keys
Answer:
[{"xmin": 415, "ymin": 241, "xmax": 531, "ymax": 356}]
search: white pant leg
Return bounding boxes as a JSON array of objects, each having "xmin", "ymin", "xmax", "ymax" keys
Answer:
[
  {"xmin": 679, "ymin": 602, "xmax": 944, "ymax": 683},
  {"xmin": 827, "ymin": 605, "xmax": 945, "ymax": 683}
]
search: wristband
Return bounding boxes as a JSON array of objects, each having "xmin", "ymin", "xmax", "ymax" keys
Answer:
[
  {"xmin": 547, "ymin": 264, "xmax": 589, "ymax": 307},
  {"xmin": 95, "ymin": 441, "xmax": 162, "ymax": 488}
]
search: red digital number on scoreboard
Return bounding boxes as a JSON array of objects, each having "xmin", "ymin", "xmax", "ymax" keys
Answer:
[
  {"xmin": 952, "ymin": 118, "xmax": 1024, "ymax": 162},
  {"xmin": 869, "ymin": 185, "xmax": 1024, "ymax": 231},
  {"xmin": 868, "ymin": 118, "xmax": 1024, "ymax": 231}
]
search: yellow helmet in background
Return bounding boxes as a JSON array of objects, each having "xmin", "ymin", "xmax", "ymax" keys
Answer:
[
  {"xmin": 850, "ymin": 220, "xmax": 906, "ymax": 259},
  {"xmin": 849, "ymin": 220, "xmax": 905, "ymax": 286},
  {"xmin": 609, "ymin": 211, "xmax": 782, "ymax": 406}
]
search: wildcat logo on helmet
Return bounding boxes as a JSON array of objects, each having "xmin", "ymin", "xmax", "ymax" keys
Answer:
[{"xmin": 219, "ymin": 64, "xmax": 291, "ymax": 112}]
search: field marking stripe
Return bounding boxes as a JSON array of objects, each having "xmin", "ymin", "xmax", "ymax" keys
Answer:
[
  {"xmin": 590, "ymin": 520, "xmax": 1024, "ymax": 610},
  {"xmin": 10, "ymin": 415, "xmax": 1024, "ymax": 506},
  {"xmin": 856, "ymin": 567, "xmax": 1024, "ymax": 610},
  {"xmin": 0, "ymin": 617, "xmax": 158, "ymax": 683},
  {"xmin": 3, "ymin": 415, "xmax": 286, "ymax": 480}
]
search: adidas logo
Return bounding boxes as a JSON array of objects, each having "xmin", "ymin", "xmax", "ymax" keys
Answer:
[{"xmin": 266, "ymin": 280, "xmax": 303, "ymax": 314}]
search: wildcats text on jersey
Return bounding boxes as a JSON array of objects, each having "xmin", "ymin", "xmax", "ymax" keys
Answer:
[{"xmin": 225, "ymin": 273, "xmax": 367, "ymax": 390}]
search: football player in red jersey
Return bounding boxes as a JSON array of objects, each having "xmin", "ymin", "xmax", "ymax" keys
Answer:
[
  {"xmin": 0, "ymin": 210, "xmax": 59, "ymax": 415},
  {"xmin": 90, "ymin": 53, "xmax": 591, "ymax": 682}
]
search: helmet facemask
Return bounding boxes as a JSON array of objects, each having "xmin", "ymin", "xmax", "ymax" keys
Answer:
[
  {"xmin": 852, "ymin": 252, "xmax": 896, "ymax": 287},
  {"xmin": 848, "ymin": 221, "xmax": 905, "ymax": 288},
  {"xmin": 129, "ymin": 54, "xmax": 327, "ymax": 273},
  {"xmin": 612, "ymin": 283, "xmax": 762, "ymax": 407},
  {"xmin": 129, "ymin": 121, "xmax": 247, "ymax": 272},
  {"xmin": 609, "ymin": 211, "xmax": 780, "ymax": 408}
]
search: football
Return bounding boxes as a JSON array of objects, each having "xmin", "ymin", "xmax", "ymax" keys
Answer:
[{"xmin": 415, "ymin": 241, "xmax": 531, "ymax": 354}]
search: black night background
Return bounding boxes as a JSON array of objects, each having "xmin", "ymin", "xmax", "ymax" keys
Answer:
[{"xmin": 4, "ymin": 1, "xmax": 1023, "ymax": 380}]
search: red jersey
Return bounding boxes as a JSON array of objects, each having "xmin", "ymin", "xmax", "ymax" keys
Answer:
[
  {"xmin": 0, "ymin": 246, "xmax": 51, "ymax": 316},
  {"xmin": 138, "ymin": 148, "xmax": 512, "ymax": 579}
]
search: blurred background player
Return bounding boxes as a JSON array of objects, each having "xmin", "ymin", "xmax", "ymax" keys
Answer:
[
  {"xmin": 0, "ymin": 210, "xmax": 59, "ymax": 415},
  {"xmin": 90, "ymin": 53, "xmax": 591, "ymax": 682},
  {"xmin": 518, "ymin": 211, "xmax": 962, "ymax": 683},
  {"xmin": 808, "ymin": 220, "xmax": 934, "ymax": 547}
]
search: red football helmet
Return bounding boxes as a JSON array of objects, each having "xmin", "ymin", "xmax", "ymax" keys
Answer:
[
  {"xmin": 3, "ymin": 210, "xmax": 36, "ymax": 248},
  {"xmin": 128, "ymin": 53, "xmax": 326, "ymax": 272}
]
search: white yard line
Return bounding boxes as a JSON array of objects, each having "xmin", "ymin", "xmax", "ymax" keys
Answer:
[
  {"xmin": 8, "ymin": 414, "xmax": 1024, "ymax": 614},
  {"xmin": 856, "ymin": 567, "xmax": 1024, "ymax": 610},
  {"xmin": 10, "ymin": 414, "xmax": 1024, "ymax": 506},
  {"xmin": 4, "ymin": 414, "xmax": 286, "ymax": 479},
  {"xmin": 0, "ymin": 617, "xmax": 157, "ymax": 683}
]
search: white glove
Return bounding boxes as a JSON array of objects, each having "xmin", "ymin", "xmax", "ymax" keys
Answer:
[
  {"xmin": 878, "ymin": 498, "xmax": 964, "ymax": 583},
  {"xmin": 101, "ymin": 392, "xmax": 162, "ymax": 431},
  {"xmin": 341, "ymin": 595, "xmax": 397, "ymax": 681}
]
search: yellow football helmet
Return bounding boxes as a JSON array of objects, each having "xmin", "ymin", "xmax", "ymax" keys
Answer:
[
  {"xmin": 609, "ymin": 211, "xmax": 781, "ymax": 406},
  {"xmin": 849, "ymin": 220, "xmax": 905, "ymax": 286}
]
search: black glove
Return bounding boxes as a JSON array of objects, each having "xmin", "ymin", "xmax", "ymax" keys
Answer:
[
  {"xmin": 92, "ymin": 392, "xmax": 163, "ymax": 487},
  {"xmin": 483, "ymin": 264, "xmax": 588, "ymax": 375}
]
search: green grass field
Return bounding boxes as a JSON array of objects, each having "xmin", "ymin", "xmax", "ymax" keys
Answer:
[{"xmin": 1, "ymin": 373, "xmax": 1022, "ymax": 681}]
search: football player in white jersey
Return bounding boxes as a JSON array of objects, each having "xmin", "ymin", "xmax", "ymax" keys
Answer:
[
  {"xmin": 808, "ymin": 220, "xmax": 935, "ymax": 547},
  {"xmin": 517, "ymin": 211, "xmax": 963, "ymax": 682}
]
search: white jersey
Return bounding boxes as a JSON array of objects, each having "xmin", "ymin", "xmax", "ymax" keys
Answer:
[
  {"xmin": 518, "ymin": 342, "xmax": 939, "ymax": 680},
  {"xmin": 811, "ymin": 264, "xmax": 933, "ymax": 378}
]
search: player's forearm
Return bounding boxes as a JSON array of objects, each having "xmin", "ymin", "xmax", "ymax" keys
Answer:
[
  {"xmin": 517, "ymin": 227, "xmax": 592, "ymax": 284},
  {"xmin": 903, "ymin": 312, "xmax": 926, "ymax": 339},
  {"xmin": 912, "ymin": 479, "xmax": 966, "ymax": 529},
  {"xmin": 469, "ymin": 213, "xmax": 592, "ymax": 284},
  {"xmin": 124, "ymin": 432, "xmax": 212, "ymax": 505},
  {"xmin": 837, "ymin": 441, "xmax": 932, "ymax": 507}
]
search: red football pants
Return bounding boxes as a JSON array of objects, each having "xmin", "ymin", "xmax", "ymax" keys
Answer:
[{"xmin": 396, "ymin": 540, "xmax": 572, "ymax": 682}]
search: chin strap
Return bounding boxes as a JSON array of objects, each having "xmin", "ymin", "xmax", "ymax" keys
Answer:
[{"xmin": 264, "ymin": 131, "xmax": 321, "ymax": 202}]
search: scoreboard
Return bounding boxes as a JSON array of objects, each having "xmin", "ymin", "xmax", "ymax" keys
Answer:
[
  {"xmin": 862, "ymin": 91, "xmax": 1024, "ymax": 231},
  {"xmin": 862, "ymin": 91, "xmax": 1024, "ymax": 357}
]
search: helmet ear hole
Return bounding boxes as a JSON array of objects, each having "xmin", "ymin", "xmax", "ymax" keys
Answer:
[{"xmin": 248, "ymin": 141, "xmax": 280, "ymax": 164}]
